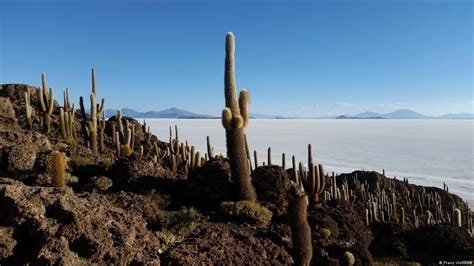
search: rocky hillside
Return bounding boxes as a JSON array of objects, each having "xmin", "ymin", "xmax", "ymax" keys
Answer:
[{"xmin": 0, "ymin": 81, "xmax": 473, "ymax": 265}]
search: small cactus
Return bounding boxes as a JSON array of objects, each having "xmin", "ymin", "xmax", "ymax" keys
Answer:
[
  {"xmin": 79, "ymin": 68, "xmax": 105, "ymax": 153},
  {"xmin": 50, "ymin": 151, "xmax": 66, "ymax": 187},
  {"xmin": 121, "ymin": 145, "xmax": 133, "ymax": 157},
  {"xmin": 342, "ymin": 251, "xmax": 355, "ymax": 266}
]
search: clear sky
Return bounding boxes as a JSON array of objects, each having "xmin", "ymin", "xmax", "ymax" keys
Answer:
[{"xmin": 0, "ymin": 0, "xmax": 472, "ymax": 117}]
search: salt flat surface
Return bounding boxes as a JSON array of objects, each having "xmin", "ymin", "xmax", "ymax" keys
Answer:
[{"xmin": 145, "ymin": 119, "xmax": 474, "ymax": 204}]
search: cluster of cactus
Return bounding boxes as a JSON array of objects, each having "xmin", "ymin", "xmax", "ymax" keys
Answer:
[
  {"xmin": 142, "ymin": 120, "xmax": 153, "ymax": 142},
  {"xmin": 352, "ymin": 172, "xmax": 473, "ymax": 232},
  {"xmin": 79, "ymin": 68, "xmax": 105, "ymax": 153},
  {"xmin": 166, "ymin": 126, "xmax": 205, "ymax": 175},
  {"xmin": 297, "ymin": 145, "xmax": 326, "ymax": 206},
  {"xmin": 251, "ymin": 143, "xmax": 329, "ymax": 208},
  {"xmin": 114, "ymin": 110, "xmax": 134, "ymax": 157},
  {"xmin": 23, "ymin": 73, "xmax": 78, "ymax": 139},
  {"xmin": 59, "ymin": 88, "xmax": 77, "ymax": 142},
  {"xmin": 221, "ymin": 32, "xmax": 256, "ymax": 201}
]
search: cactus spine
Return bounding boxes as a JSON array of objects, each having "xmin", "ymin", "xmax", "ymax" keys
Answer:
[
  {"xmin": 50, "ymin": 151, "xmax": 66, "ymax": 187},
  {"xmin": 39, "ymin": 73, "xmax": 55, "ymax": 133},
  {"xmin": 221, "ymin": 32, "xmax": 256, "ymax": 201},
  {"xmin": 288, "ymin": 183, "xmax": 313, "ymax": 266}
]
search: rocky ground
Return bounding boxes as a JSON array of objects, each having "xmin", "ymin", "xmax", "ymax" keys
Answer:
[{"xmin": 0, "ymin": 83, "xmax": 473, "ymax": 265}]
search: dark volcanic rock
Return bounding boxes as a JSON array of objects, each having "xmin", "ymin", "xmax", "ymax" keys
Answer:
[
  {"xmin": 0, "ymin": 97, "xmax": 17, "ymax": 127},
  {"xmin": 369, "ymin": 222, "xmax": 407, "ymax": 258},
  {"xmin": 0, "ymin": 183, "xmax": 161, "ymax": 265},
  {"xmin": 252, "ymin": 165, "xmax": 291, "ymax": 216},
  {"xmin": 0, "ymin": 226, "xmax": 16, "ymax": 259},
  {"xmin": 405, "ymin": 224, "xmax": 474, "ymax": 263},
  {"xmin": 2, "ymin": 140, "xmax": 36, "ymax": 173},
  {"xmin": 308, "ymin": 200, "xmax": 374, "ymax": 265},
  {"xmin": 163, "ymin": 222, "xmax": 293, "ymax": 265},
  {"xmin": 82, "ymin": 175, "xmax": 113, "ymax": 193},
  {"xmin": 187, "ymin": 158, "xmax": 235, "ymax": 207},
  {"xmin": 111, "ymin": 155, "xmax": 173, "ymax": 187}
]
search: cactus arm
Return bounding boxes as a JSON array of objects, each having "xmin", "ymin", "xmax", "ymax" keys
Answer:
[
  {"xmin": 47, "ymin": 87, "xmax": 55, "ymax": 115},
  {"xmin": 39, "ymin": 87, "xmax": 47, "ymax": 112},
  {"xmin": 239, "ymin": 89, "xmax": 249, "ymax": 127},
  {"xmin": 59, "ymin": 108, "xmax": 67, "ymax": 139},
  {"xmin": 91, "ymin": 68, "xmax": 97, "ymax": 95}
]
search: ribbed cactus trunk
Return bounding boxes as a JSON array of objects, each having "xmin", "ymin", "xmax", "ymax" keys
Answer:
[
  {"xmin": 222, "ymin": 32, "xmax": 256, "ymax": 201},
  {"xmin": 288, "ymin": 185, "xmax": 313, "ymax": 266},
  {"xmin": 89, "ymin": 94, "xmax": 98, "ymax": 153}
]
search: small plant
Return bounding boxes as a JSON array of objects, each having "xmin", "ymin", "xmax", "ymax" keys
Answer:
[
  {"xmin": 120, "ymin": 145, "xmax": 133, "ymax": 157},
  {"xmin": 342, "ymin": 251, "xmax": 355, "ymax": 266},
  {"xmin": 145, "ymin": 189, "xmax": 171, "ymax": 210},
  {"xmin": 219, "ymin": 200, "xmax": 273, "ymax": 225},
  {"xmin": 317, "ymin": 228, "xmax": 331, "ymax": 239},
  {"xmin": 155, "ymin": 208, "xmax": 207, "ymax": 245},
  {"xmin": 68, "ymin": 155, "xmax": 93, "ymax": 169},
  {"xmin": 49, "ymin": 151, "xmax": 66, "ymax": 187}
]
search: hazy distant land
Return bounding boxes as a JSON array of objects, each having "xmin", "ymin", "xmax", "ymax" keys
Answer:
[{"xmin": 106, "ymin": 107, "xmax": 474, "ymax": 119}]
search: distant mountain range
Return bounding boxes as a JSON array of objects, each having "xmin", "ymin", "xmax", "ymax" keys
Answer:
[
  {"xmin": 105, "ymin": 107, "xmax": 215, "ymax": 119},
  {"xmin": 105, "ymin": 107, "xmax": 474, "ymax": 119},
  {"xmin": 336, "ymin": 109, "xmax": 474, "ymax": 119}
]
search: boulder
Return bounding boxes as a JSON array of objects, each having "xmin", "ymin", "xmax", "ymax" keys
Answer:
[
  {"xmin": 0, "ymin": 183, "xmax": 161, "ymax": 265},
  {"xmin": 187, "ymin": 158, "xmax": 235, "ymax": 207},
  {"xmin": 252, "ymin": 165, "xmax": 290, "ymax": 215},
  {"xmin": 308, "ymin": 200, "xmax": 374, "ymax": 265},
  {"xmin": 2, "ymin": 140, "xmax": 36, "ymax": 173},
  {"xmin": 163, "ymin": 222, "xmax": 293, "ymax": 265},
  {"xmin": 0, "ymin": 97, "xmax": 17, "ymax": 127}
]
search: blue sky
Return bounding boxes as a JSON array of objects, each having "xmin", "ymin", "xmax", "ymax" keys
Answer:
[{"xmin": 0, "ymin": 0, "xmax": 472, "ymax": 116}]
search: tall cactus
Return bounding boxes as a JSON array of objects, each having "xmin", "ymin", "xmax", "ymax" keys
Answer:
[
  {"xmin": 287, "ymin": 183, "xmax": 313, "ymax": 266},
  {"xmin": 39, "ymin": 73, "xmax": 55, "ymax": 133},
  {"xmin": 80, "ymin": 68, "xmax": 105, "ymax": 153},
  {"xmin": 221, "ymin": 32, "xmax": 256, "ymax": 201},
  {"xmin": 24, "ymin": 88, "xmax": 33, "ymax": 129}
]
